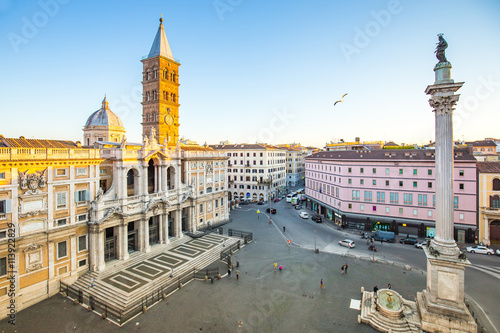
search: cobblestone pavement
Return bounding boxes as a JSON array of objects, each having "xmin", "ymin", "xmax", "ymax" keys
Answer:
[{"xmin": 0, "ymin": 209, "xmax": 426, "ymax": 333}]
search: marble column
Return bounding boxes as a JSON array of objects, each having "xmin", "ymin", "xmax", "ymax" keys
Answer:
[
  {"xmin": 138, "ymin": 218, "xmax": 151, "ymax": 253},
  {"xmin": 158, "ymin": 214, "xmax": 164, "ymax": 244},
  {"xmin": 416, "ymin": 51, "xmax": 476, "ymax": 333},
  {"xmin": 118, "ymin": 223, "xmax": 129, "ymax": 260},
  {"xmin": 96, "ymin": 231, "xmax": 105, "ymax": 271},
  {"xmin": 427, "ymin": 82, "xmax": 463, "ymax": 256},
  {"xmin": 483, "ymin": 215, "xmax": 489, "ymax": 244},
  {"xmin": 175, "ymin": 208, "xmax": 182, "ymax": 238},
  {"xmin": 163, "ymin": 212, "xmax": 170, "ymax": 243}
]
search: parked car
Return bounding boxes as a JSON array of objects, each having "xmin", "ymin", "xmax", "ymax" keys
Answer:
[
  {"xmin": 257, "ymin": 202, "xmax": 264, "ymax": 205},
  {"xmin": 294, "ymin": 205, "xmax": 302, "ymax": 210},
  {"xmin": 299, "ymin": 212, "xmax": 309, "ymax": 219},
  {"xmin": 338, "ymin": 239, "xmax": 355, "ymax": 248},
  {"xmin": 400, "ymin": 237, "xmax": 418, "ymax": 245},
  {"xmin": 274, "ymin": 198, "xmax": 280, "ymax": 202},
  {"xmin": 414, "ymin": 240, "xmax": 428, "ymax": 249},
  {"xmin": 266, "ymin": 208, "xmax": 277, "ymax": 214},
  {"xmin": 311, "ymin": 215, "xmax": 322, "ymax": 223},
  {"xmin": 496, "ymin": 249, "xmax": 500, "ymax": 256},
  {"xmin": 466, "ymin": 246, "xmax": 495, "ymax": 255}
]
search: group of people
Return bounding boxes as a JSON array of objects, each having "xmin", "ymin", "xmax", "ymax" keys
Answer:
[{"xmin": 227, "ymin": 267, "xmax": 241, "ymax": 280}]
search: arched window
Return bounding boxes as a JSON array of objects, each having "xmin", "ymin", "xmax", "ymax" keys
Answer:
[
  {"xmin": 127, "ymin": 169, "xmax": 136, "ymax": 197},
  {"xmin": 493, "ymin": 178, "xmax": 500, "ymax": 191},
  {"xmin": 491, "ymin": 195, "xmax": 500, "ymax": 208}
]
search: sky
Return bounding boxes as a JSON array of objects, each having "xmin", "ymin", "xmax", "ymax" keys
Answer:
[{"xmin": 1, "ymin": 0, "xmax": 499, "ymax": 148}]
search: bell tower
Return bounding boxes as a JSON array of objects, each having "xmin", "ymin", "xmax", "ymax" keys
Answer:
[{"xmin": 141, "ymin": 17, "xmax": 180, "ymax": 147}]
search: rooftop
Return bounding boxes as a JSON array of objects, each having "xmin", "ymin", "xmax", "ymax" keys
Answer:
[
  {"xmin": 0, "ymin": 135, "xmax": 78, "ymax": 149},
  {"xmin": 306, "ymin": 148, "xmax": 476, "ymax": 162},
  {"xmin": 477, "ymin": 161, "xmax": 500, "ymax": 173}
]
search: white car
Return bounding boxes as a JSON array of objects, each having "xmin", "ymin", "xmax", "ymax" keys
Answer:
[
  {"xmin": 466, "ymin": 245, "xmax": 495, "ymax": 255},
  {"xmin": 414, "ymin": 240, "xmax": 428, "ymax": 249},
  {"xmin": 338, "ymin": 239, "xmax": 355, "ymax": 248},
  {"xmin": 299, "ymin": 212, "xmax": 309, "ymax": 219}
]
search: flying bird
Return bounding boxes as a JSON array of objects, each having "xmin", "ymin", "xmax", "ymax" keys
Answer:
[{"xmin": 334, "ymin": 93, "xmax": 348, "ymax": 106}]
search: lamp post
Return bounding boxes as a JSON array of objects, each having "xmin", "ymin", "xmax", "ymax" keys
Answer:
[
  {"xmin": 268, "ymin": 175, "xmax": 272, "ymax": 224},
  {"xmin": 314, "ymin": 230, "xmax": 317, "ymax": 253}
]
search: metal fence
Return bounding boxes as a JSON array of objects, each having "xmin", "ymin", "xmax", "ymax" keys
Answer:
[{"xmin": 228, "ymin": 229, "xmax": 253, "ymax": 244}]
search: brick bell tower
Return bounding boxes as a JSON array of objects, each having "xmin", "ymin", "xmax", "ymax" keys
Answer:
[{"xmin": 141, "ymin": 17, "xmax": 180, "ymax": 146}]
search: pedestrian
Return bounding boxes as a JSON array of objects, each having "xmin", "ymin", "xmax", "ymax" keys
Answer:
[
  {"xmin": 387, "ymin": 282, "xmax": 391, "ymax": 289},
  {"xmin": 279, "ymin": 265, "xmax": 282, "ymax": 271},
  {"xmin": 341, "ymin": 265, "xmax": 344, "ymax": 275},
  {"xmin": 373, "ymin": 285, "xmax": 379, "ymax": 293},
  {"xmin": 283, "ymin": 226, "xmax": 286, "ymax": 232},
  {"xmin": 90, "ymin": 277, "xmax": 95, "ymax": 288},
  {"xmin": 344, "ymin": 263, "xmax": 348, "ymax": 274},
  {"xmin": 236, "ymin": 269, "xmax": 240, "ymax": 280},
  {"xmin": 274, "ymin": 262, "xmax": 277, "ymax": 272},
  {"xmin": 228, "ymin": 268, "xmax": 231, "ymax": 278},
  {"xmin": 320, "ymin": 279, "xmax": 325, "ymax": 290}
]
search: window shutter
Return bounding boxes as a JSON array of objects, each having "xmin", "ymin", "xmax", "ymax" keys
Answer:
[
  {"xmin": 85, "ymin": 190, "xmax": 90, "ymax": 201},
  {"xmin": 74, "ymin": 191, "xmax": 79, "ymax": 202},
  {"xmin": 5, "ymin": 200, "xmax": 11, "ymax": 214}
]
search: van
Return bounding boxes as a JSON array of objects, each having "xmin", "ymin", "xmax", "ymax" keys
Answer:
[{"xmin": 372, "ymin": 230, "xmax": 395, "ymax": 243}]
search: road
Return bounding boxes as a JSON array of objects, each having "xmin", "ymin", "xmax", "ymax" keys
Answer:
[{"xmin": 237, "ymin": 199, "xmax": 500, "ymax": 332}]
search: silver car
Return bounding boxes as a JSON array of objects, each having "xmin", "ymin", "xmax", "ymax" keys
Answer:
[
  {"xmin": 338, "ymin": 239, "xmax": 355, "ymax": 248},
  {"xmin": 466, "ymin": 245, "xmax": 495, "ymax": 255}
]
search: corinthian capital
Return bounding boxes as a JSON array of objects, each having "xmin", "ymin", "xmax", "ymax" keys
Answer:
[{"xmin": 428, "ymin": 95, "xmax": 460, "ymax": 115}]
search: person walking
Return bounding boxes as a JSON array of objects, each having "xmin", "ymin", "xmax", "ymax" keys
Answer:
[
  {"xmin": 387, "ymin": 282, "xmax": 391, "ymax": 289},
  {"xmin": 341, "ymin": 265, "xmax": 344, "ymax": 275},
  {"xmin": 90, "ymin": 277, "xmax": 95, "ymax": 288},
  {"xmin": 236, "ymin": 269, "xmax": 240, "ymax": 280},
  {"xmin": 228, "ymin": 268, "xmax": 231, "ymax": 278},
  {"xmin": 344, "ymin": 263, "xmax": 348, "ymax": 274},
  {"xmin": 320, "ymin": 279, "xmax": 325, "ymax": 290},
  {"xmin": 373, "ymin": 285, "xmax": 379, "ymax": 293},
  {"xmin": 274, "ymin": 262, "xmax": 277, "ymax": 272},
  {"xmin": 283, "ymin": 226, "xmax": 286, "ymax": 233}
]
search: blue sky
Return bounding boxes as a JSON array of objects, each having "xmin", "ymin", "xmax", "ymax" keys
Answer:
[{"xmin": 1, "ymin": 0, "xmax": 499, "ymax": 147}]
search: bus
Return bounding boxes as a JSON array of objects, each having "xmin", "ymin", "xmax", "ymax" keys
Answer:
[{"xmin": 286, "ymin": 192, "xmax": 298, "ymax": 202}]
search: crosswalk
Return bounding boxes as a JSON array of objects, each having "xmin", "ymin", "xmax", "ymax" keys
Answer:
[{"xmin": 470, "ymin": 264, "xmax": 500, "ymax": 280}]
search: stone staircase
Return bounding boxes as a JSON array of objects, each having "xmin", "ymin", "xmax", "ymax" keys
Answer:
[
  {"xmin": 70, "ymin": 233, "xmax": 240, "ymax": 313},
  {"xmin": 360, "ymin": 291, "xmax": 422, "ymax": 333}
]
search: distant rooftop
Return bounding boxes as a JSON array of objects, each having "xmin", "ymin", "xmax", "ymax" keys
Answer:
[{"xmin": 0, "ymin": 135, "xmax": 78, "ymax": 149}]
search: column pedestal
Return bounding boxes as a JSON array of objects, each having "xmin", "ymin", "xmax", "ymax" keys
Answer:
[{"xmin": 417, "ymin": 248, "xmax": 476, "ymax": 332}]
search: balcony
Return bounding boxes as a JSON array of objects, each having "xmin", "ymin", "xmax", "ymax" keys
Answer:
[
  {"xmin": 481, "ymin": 206, "xmax": 500, "ymax": 217},
  {"xmin": 0, "ymin": 147, "xmax": 101, "ymax": 161}
]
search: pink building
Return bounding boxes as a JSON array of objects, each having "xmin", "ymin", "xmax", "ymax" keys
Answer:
[{"xmin": 304, "ymin": 149, "xmax": 477, "ymax": 243}]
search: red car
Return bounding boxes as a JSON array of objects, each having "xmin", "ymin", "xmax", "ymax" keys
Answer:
[{"xmin": 274, "ymin": 198, "xmax": 280, "ymax": 202}]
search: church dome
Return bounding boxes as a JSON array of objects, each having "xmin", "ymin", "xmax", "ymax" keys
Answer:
[{"xmin": 84, "ymin": 96, "xmax": 124, "ymax": 129}]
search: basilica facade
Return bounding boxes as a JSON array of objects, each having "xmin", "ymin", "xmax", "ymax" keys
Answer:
[{"xmin": 0, "ymin": 18, "xmax": 229, "ymax": 318}]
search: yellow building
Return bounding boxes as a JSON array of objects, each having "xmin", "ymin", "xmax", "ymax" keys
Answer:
[
  {"xmin": 0, "ymin": 136, "xmax": 102, "ymax": 319},
  {"xmin": 477, "ymin": 162, "xmax": 500, "ymax": 245}
]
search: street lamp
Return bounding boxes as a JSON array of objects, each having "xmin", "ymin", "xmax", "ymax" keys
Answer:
[
  {"xmin": 314, "ymin": 230, "xmax": 317, "ymax": 253},
  {"xmin": 268, "ymin": 175, "xmax": 272, "ymax": 225}
]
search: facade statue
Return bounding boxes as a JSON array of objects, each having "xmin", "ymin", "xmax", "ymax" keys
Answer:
[{"xmin": 435, "ymin": 34, "xmax": 448, "ymax": 63}]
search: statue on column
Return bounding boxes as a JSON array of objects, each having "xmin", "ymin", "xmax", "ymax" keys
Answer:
[{"xmin": 435, "ymin": 33, "xmax": 448, "ymax": 63}]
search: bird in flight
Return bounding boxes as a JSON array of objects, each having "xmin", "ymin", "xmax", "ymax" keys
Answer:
[{"xmin": 334, "ymin": 93, "xmax": 348, "ymax": 106}]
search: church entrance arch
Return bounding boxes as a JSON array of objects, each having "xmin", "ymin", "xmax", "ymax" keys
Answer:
[
  {"xmin": 149, "ymin": 216, "xmax": 159, "ymax": 245},
  {"xmin": 104, "ymin": 227, "xmax": 116, "ymax": 262},
  {"xmin": 490, "ymin": 220, "xmax": 500, "ymax": 245},
  {"xmin": 127, "ymin": 222, "xmax": 137, "ymax": 252}
]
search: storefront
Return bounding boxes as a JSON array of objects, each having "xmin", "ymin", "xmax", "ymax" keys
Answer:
[
  {"xmin": 372, "ymin": 221, "xmax": 392, "ymax": 232},
  {"xmin": 326, "ymin": 209, "xmax": 333, "ymax": 221}
]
